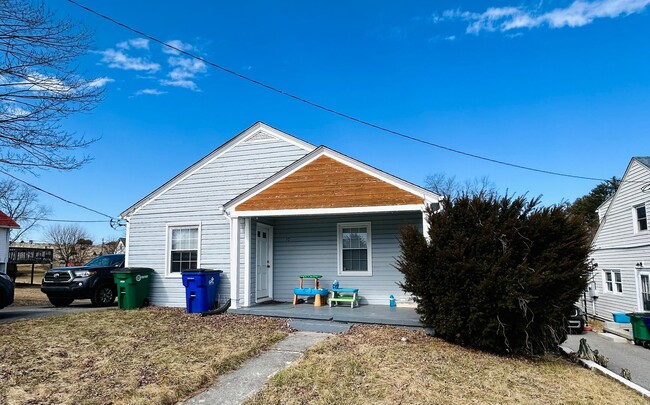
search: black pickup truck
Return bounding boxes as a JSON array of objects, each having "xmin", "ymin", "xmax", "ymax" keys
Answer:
[{"xmin": 41, "ymin": 254, "xmax": 124, "ymax": 307}]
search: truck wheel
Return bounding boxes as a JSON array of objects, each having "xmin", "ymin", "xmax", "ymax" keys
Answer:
[
  {"xmin": 91, "ymin": 285, "xmax": 115, "ymax": 307},
  {"xmin": 48, "ymin": 296, "xmax": 74, "ymax": 307}
]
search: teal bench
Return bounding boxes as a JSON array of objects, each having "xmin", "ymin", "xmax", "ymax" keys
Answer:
[{"xmin": 329, "ymin": 288, "xmax": 359, "ymax": 308}]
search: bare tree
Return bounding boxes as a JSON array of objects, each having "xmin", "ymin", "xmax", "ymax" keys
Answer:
[
  {"xmin": 0, "ymin": 0, "xmax": 103, "ymax": 172},
  {"xmin": 46, "ymin": 224, "xmax": 92, "ymax": 266},
  {"xmin": 0, "ymin": 179, "xmax": 50, "ymax": 241},
  {"xmin": 425, "ymin": 173, "xmax": 498, "ymax": 200}
]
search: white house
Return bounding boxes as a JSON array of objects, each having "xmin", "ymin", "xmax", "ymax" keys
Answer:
[
  {"xmin": 120, "ymin": 122, "xmax": 441, "ymax": 309},
  {"xmin": 0, "ymin": 210, "xmax": 19, "ymax": 274},
  {"xmin": 588, "ymin": 157, "xmax": 650, "ymax": 319}
]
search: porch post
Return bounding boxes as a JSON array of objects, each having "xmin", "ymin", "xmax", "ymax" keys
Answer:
[
  {"xmin": 230, "ymin": 216, "xmax": 240, "ymax": 309},
  {"xmin": 422, "ymin": 206, "xmax": 431, "ymax": 243},
  {"xmin": 243, "ymin": 218, "xmax": 251, "ymax": 307}
]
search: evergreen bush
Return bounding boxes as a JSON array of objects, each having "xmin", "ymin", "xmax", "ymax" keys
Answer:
[{"xmin": 398, "ymin": 194, "xmax": 590, "ymax": 357}]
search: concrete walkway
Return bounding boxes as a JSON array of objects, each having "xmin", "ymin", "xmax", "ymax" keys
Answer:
[
  {"xmin": 183, "ymin": 331, "xmax": 331, "ymax": 405},
  {"xmin": 564, "ymin": 331, "xmax": 650, "ymax": 390}
]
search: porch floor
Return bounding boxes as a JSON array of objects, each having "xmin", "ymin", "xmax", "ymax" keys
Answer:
[{"xmin": 229, "ymin": 302, "xmax": 422, "ymax": 327}]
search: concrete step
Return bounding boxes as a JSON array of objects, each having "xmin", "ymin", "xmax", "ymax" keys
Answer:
[
  {"xmin": 599, "ymin": 332, "xmax": 631, "ymax": 344},
  {"xmin": 604, "ymin": 324, "xmax": 633, "ymax": 340}
]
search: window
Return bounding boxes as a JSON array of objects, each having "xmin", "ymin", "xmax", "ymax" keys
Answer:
[
  {"xmin": 337, "ymin": 222, "xmax": 372, "ymax": 276},
  {"xmin": 635, "ymin": 204, "xmax": 648, "ymax": 232},
  {"xmin": 168, "ymin": 226, "xmax": 199, "ymax": 275},
  {"xmin": 604, "ymin": 270, "xmax": 622, "ymax": 293}
]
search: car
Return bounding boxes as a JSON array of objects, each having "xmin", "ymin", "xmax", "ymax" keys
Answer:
[
  {"xmin": 568, "ymin": 305, "xmax": 586, "ymax": 334},
  {"xmin": 41, "ymin": 254, "xmax": 124, "ymax": 307},
  {"xmin": 0, "ymin": 271, "xmax": 15, "ymax": 309}
]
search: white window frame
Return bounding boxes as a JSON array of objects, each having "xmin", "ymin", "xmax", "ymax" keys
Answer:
[
  {"xmin": 634, "ymin": 203, "xmax": 648, "ymax": 234},
  {"xmin": 337, "ymin": 222, "xmax": 372, "ymax": 277},
  {"xmin": 603, "ymin": 269, "xmax": 623, "ymax": 294},
  {"xmin": 165, "ymin": 223, "xmax": 201, "ymax": 278}
]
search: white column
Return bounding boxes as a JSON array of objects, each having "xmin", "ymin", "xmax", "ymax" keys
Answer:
[
  {"xmin": 229, "ymin": 217, "xmax": 240, "ymax": 309},
  {"xmin": 243, "ymin": 218, "xmax": 251, "ymax": 307},
  {"xmin": 422, "ymin": 207, "xmax": 431, "ymax": 243}
]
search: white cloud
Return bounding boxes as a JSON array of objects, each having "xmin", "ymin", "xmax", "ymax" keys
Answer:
[
  {"xmin": 86, "ymin": 77, "xmax": 115, "ymax": 88},
  {"xmin": 116, "ymin": 38, "xmax": 150, "ymax": 50},
  {"xmin": 162, "ymin": 39, "xmax": 194, "ymax": 55},
  {"xmin": 135, "ymin": 88, "xmax": 167, "ymax": 96},
  {"xmin": 160, "ymin": 56, "xmax": 207, "ymax": 91},
  {"xmin": 99, "ymin": 48, "xmax": 160, "ymax": 72},
  {"xmin": 439, "ymin": 0, "xmax": 650, "ymax": 34}
]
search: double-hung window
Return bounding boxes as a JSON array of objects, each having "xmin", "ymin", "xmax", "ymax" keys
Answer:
[
  {"xmin": 635, "ymin": 204, "xmax": 648, "ymax": 233},
  {"xmin": 604, "ymin": 270, "xmax": 622, "ymax": 293},
  {"xmin": 168, "ymin": 226, "xmax": 199, "ymax": 275},
  {"xmin": 337, "ymin": 222, "xmax": 372, "ymax": 276}
]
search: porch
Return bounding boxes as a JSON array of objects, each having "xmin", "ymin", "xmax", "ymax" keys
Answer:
[{"xmin": 229, "ymin": 302, "xmax": 422, "ymax": 327}]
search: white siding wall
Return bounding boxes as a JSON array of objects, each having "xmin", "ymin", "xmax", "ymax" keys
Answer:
[
  {"xmin": 589, "ymin": 160, "xmax": 650, "ymax": 319},
  {"xmin": 0, "ymin": 229, "xmax": 9, "ymax": 273},
  {"xmin": 268, "ymin": 212, "xmax": 422, "ymax": 305},
  {"xmin": 126, "ymin": 138, "xmax": 309, "ymax": 307}
]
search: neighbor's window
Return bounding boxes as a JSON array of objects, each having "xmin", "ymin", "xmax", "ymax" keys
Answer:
[
  {"xmin": 636, "ymin": 204, "xmax": 648, "ymax": 232},
  {"xmin": 338, "ymin": 222, "xmax": 372, "ymax": 276},
  {"xmin": 604, "ymin": 270, "xmax": 623, "ymax": 293},
  {"xmin": 169, "ymin": 227, "xmax": 199, "ymax": 275}
]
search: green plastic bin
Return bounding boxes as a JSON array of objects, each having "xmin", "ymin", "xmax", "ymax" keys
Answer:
[
  {"xmin": 111, "ymin": 268, "xmax": 154, "ymax": 309},
  {"xmin": 626, "ymin": 312, "xmax": 650, "ymax": 347}
]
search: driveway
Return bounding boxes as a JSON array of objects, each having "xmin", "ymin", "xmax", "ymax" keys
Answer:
[
  {"xmin": 564, "ymin": 332, "xmax": 650, "ymax": 391},
  {"xmin": 0, "ymin": 302, "xmax": 113, "ymax": 324}
]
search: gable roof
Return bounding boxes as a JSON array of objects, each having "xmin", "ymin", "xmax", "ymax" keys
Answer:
[
  {"xmin": 225, "ymin": 146, "xmax": 441, "ymax": 214},
  {"xmin": 120, "ymin": 122, "xmax": 315, "ymax": 218},
  {"xmin": 0, "ymin": 211, "xmax": 19, "ymax": 228},
  {"xmin": 634, "ymin": 156, "xmax": 650, "ymax": 170}
]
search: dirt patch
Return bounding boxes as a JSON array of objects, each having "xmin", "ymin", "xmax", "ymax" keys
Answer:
[
  {"xmin": 246, "ymin": 324, "xmax": 648, "ymax": 405},
  {"xmin": 0, "ymin": 307, "xmax": 289, "ymax": 405}
]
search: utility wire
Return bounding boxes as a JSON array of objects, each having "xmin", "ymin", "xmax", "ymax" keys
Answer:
[
  {"xmin": 21, "ymin": 217, "xmax": 108, "ymax": 223},
  {"xmin": 66, "ymin": 0, "xmax": 610, "ymax": 183},
  {"xmin": 0, "ymin": 169, "xmax": 115, "ymax": 220}
]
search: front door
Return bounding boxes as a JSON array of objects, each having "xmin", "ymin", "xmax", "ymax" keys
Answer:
[
  {"xmin": 640, "ymin": 272, "xmax": 650, "ymax": 311},
  {"xmin": 255, "ymin": 224, "xmax": 273, "ymax": 302}
]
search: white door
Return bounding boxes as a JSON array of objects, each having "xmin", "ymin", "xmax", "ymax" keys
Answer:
[
  {"xmin": 640, "ymin": 272, "xmax": 650, "ymax": 311},
  {"xmin": 256, "ymin": 224, "xmax": 273, "ymax": 302}
]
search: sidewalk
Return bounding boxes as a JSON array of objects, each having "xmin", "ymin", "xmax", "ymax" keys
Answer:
[
  {"xmin": 182, "ymin": 331, "xmax": 330, "ymax": 405},
  {"xmin": 564, "ymin": 331, "xmax": 650, "ymax": 390}
]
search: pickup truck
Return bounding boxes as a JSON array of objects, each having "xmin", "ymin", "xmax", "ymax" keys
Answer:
[{"xmin": 41, "ymin": 254, "xmax": 124, "ymax": 307}]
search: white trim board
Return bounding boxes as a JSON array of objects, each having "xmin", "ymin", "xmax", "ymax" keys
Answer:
[{"xmin": 230, "ymin": 204, "xmax": 426, "ymax": 218}]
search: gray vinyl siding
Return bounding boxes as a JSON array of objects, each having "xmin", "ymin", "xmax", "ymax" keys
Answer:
[
  {"xmin": 267, "ymin": 212, "xmax": 422, "ymax": 305},
  {"xmin": 589, "ymin": 160, "xmax": 650, "ymax": 319},
  {"xmin": 125, "ymin": 138, "xmax": 310, "ymax": 307}
]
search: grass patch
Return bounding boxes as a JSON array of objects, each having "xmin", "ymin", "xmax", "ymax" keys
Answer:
[
  {"xmin": 247, "ymin": 325, "xmax": 647, "ymax": 405},
  {"xmin": 0, "ymin": 307, "xmax": 289, "ymax": 404},
  {"xmin": 11, "ymin": 285, "xmax": 53, "ymax": 306}
]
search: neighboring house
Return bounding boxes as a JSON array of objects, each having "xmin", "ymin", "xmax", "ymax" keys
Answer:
[
  {"xmin": 0, "ymin": 211, "xmax": 20, "ymax": 274},
  {"xmin": 588, "ymin": 157, "xmax": 650, "ymax": 320},
  {"xmin": 114, "ymin": 238, "xmax": 126, "ymax": 254},
  {"xmin": 120, "ymin": 122, "xmax": 441, "ymax": 308}
]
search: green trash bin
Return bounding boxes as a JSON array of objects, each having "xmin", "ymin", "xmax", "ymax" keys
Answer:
[
  {"xmin": 626, "ymin": 312, "xmax": 650, "ymax": 347},
  {"xmin": 111, "ymin": 268, "xmax": 154, "ymax": 309}
]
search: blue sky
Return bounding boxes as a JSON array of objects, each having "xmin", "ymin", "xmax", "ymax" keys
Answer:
[{"xmin": 13, "ymin": 0, "xmax": 650, "ymax": 242}]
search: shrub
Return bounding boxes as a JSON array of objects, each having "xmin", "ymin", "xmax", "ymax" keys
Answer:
[{"xmin": 397, "ymin": 194, "xmax": 590, "ymax": 357}]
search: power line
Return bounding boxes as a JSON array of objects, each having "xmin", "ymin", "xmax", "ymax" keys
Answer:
[
  {"xmin": 21, "ymin": 217, "xmax": 108, "ymax": 223},
  {"xmin": 66, "ymin": 0, "xmax": 610, "ymax": 183},
  {"xmin": 0, "ymin": 169, "xmax": 115, "ymax": 219}
]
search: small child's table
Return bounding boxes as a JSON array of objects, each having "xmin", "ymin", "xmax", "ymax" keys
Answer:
[
  {"xmin": 329, "ymin": 288, "xmax": 359, "ymax": 308},
  {"xmin": 292, "ymin": 274, "xmax": 328, "ymax": 306}
]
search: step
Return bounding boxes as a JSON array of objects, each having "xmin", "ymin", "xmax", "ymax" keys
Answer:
[
  {"xmin": 289, "ymin": 319, "xmax": 352, "ymax": 333},
  {"xmin": 603, "ymin": 325, "xmax": 633, "ymax": 340},
  {"xmin": 599, "ymin": 332, "xmax": 630, "ymax": 343}
]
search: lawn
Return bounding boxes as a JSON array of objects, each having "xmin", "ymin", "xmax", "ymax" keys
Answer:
[
  {"xmin": 246, "ymin": 325, "xmax": 647, "ymax": 405},
  {"xmin": 10, "ymin": 285, "xmax": 53, "ymax": 306},
  {"xmin": 0, "ymin": 308, "xmax": 289, "ymax": 405}
]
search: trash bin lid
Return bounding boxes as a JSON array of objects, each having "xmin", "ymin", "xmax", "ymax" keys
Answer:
[
  {"xmin": 111, "ymin": 267, "xmax": 155, "ymax": 274},
  {"xmin": 181, "ymin": 268, "xmax": 223, "ymax": 273}
]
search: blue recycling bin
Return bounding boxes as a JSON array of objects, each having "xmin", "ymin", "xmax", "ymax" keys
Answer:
[{"xmin": 181, "ymin": 269, "xmax": 223, "ymax": 313}]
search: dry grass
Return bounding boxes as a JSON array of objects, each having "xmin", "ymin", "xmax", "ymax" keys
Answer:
[
  {"xmin": 10, "ymin": 285, "xmax": 52, "ymax": 306},
  {"xmin": 587, "ymin": 317, "xmax": 606, "ymax": 333},
  {"xmin": 247, "ymin": 325, "xmax": 648, "ymax": 405},
  {"xmin": 0, "ymin": 308, "xmax": 289, "ymax": 405}
]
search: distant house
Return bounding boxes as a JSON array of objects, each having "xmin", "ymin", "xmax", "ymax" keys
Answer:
[
  {"xmin": 120, "ymin": 122, "xmax": 441, "ymax": 308},
  {"xmin": 0, "ymin": 211, "xmax": 20, "ymax": 274},
  {"xmin": 588, "ymin": 157, "xmax": 650, "ymax": 319}
]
